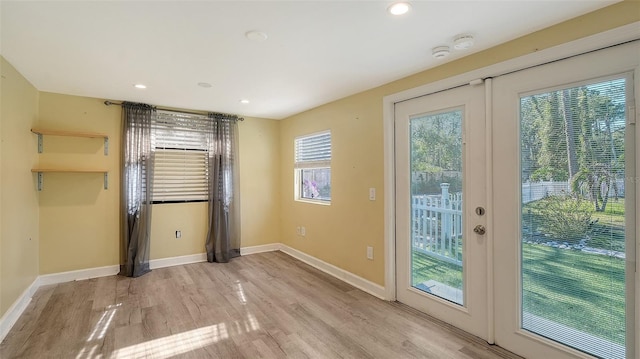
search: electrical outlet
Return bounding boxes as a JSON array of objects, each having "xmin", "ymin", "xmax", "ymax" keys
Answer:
[
  {"xmin": 366, "ymin": 246, "xmax": 374, "ymax": 260},
  {"xmin": 369, "ymin": 188, "xmax": 376, "ymax": 201},
  {"xmin": 175, "ymin": 230, "xmax": 181, "ymax": 239},
  {"xmin": 301, "ymin": 226, "xmax": 306, "ymax": 236}
]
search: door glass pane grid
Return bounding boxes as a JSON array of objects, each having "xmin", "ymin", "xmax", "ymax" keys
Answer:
[
  {"xmin": 519, "ymin": 77, "xmax": 627, "ymax": 359},
  {"xmin": 410, "ymin": 108, "xmax": 464, "ymax": 306}
]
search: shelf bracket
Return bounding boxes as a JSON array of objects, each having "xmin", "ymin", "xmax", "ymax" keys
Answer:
[
  {"xmin": 104, "ymin": 172, "xmax": 109, "ymax": 190},
  {"xmin": 104, "ymin": 137, "xmax": 109, "ymax": 156},
  {"xmin": 37, "ymin": 172, "xmax": 43, "ymax": 191},
  {"xmin": 37, "ymin": 134, "xmax": 43, "ymax": 153}
]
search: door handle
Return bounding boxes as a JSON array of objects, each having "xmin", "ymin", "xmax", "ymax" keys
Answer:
[{"xmin": 473, "ymin": 225, "xmax": 486, "ymax": 235}]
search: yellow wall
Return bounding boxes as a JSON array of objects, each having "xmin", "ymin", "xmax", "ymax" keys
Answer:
[
  {"xmin": 0, "ymin": 57, "xmax": 40, "ymax": 316},
  {"xmin": 238, "ymin": 117, "xmax": 281, "ymax": 248},
  {"xmin": 149, "ymin": 117, "xmax": 282, "ymax": 258},
  {"xmin": 37, "ymin": 93, "xmax": 121, "ymax": 274},
  {"xmin": 149, "ymin": 202, "xmax": 208, "ymax": 260},
  {"xmin": 279, "ymin": 1, "xmax": 640, "ymax": 286},
  {"xmin": 36, "ymin": 92, "xmax": 281, "ymax": 274}
]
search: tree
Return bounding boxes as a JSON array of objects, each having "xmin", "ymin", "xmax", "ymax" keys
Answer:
[
  {"xmin": 521, "ymin": 78, "xmax": 626, "ymax": 212},
  {"xmin": 411, "ymin": 110, "xmax": 463, "ymax": 194},
  {"xmin": 571, "ymin": 83, "xmax": 625, "ymax": 211},
  {"xmin": 561, "ymin": 88, "xmax": 579, "ymax": 180},
  {"xmin": 526, "ymin": 93, "xmax": 569, "ymax": 181}
]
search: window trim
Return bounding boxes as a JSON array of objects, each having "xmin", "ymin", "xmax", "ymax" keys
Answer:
[{"xmin": 294, "ymin": 130, "xmax": 332, "ymax": 205}]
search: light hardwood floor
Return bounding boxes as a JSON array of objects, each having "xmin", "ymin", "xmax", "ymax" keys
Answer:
[{"xmin": 0, "ymin": 251, "xmax": 521, "ymax": 359}]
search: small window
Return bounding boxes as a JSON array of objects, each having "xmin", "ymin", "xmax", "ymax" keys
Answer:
[
  {"xmin": 152, "ymin": 111, "xmax": 210, "ymax": 203},
  {"xmin": 295, "ymin": 131, "xmax": 331, "ymax": 203}
]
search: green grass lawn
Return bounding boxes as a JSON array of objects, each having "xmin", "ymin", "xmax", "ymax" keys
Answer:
[
  {"xmin": 522, "ymin": 244, "xmax": 625, "ymax": 345},
  {"xmin": 412, "ymin": 251, "xmax": 463, "ymax": 289},
  {"xmin": 589, "ymin": 199, "xmax": 626, "ymax": 251},
  {"xmin": 412, "ymin": 243, "xmax": 626, "ymax": 345},
  {"xmin": 592, "ymin": 199, "xmax": 625, "ymax": 224}
]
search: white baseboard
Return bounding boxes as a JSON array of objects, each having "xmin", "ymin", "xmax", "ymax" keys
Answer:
[
  {"xmin": 150, "ymin": 253, "xmax": 207, "ymax": 269},
  {"xmin": 0, "ymin": 277, "xmax": 39, "ymax": 344},
  {"xmin": 240, "ymin": 243, "xmax": 281, "ymax": 255},
  {"xmin": 38, "ymin": 265, "xmax": 120, "ymax": 287},
  {"xmin": 242, "ymin": 244, "xmax": 388, "ymax": 299},
  {"xmin": 279, "ymin": 244, "xmax": 387, "ymax": 300}
]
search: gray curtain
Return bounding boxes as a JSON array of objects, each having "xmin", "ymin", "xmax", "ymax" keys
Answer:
[
  {"xmin": 205, "ymin": 113, "xmax": 241, "ymax": 263},
  {"xmin": 120, "ymin": 102, "xmax": 155, "ymax": 277}
]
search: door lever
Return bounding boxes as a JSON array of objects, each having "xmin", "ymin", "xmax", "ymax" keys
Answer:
[{"xmin": 473, "ymin": 225, "xmax": 486, "ymax": 235}]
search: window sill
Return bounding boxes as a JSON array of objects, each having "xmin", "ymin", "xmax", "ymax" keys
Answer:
[{"xmin": 295, "ymin": 198, "xmax": 331, "ymax": 206}]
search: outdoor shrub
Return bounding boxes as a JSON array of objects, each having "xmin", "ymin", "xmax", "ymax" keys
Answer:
[{"xmin": 529, "ymin": 195, "xmax": 594, "ymax": 244}]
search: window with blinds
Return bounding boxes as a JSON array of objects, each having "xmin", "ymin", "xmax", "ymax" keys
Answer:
[
  {"xmin": 294, "ymin": 131, "xmax": 331, "ymax": 202},
  {"xmin": 152, "ymin": 111, "xmax": 210, "ymax": 203}
]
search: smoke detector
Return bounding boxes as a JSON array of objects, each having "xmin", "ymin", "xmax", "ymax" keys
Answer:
[
  {"xmin": 453, "ymin": 35, "xmax": 475, "ymax": 50},
  {"xmin": 432, "ymin": 46, "xmax": 450, "ymax": 59}
]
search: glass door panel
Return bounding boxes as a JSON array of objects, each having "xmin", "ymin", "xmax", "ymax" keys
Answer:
[
  {"xmin": 410, "ymin": 109, "xmax": 464, "ymax": 305},
  {"xmin": 520, "ymin": 77, "xmax": 629, "ymax": 359}
]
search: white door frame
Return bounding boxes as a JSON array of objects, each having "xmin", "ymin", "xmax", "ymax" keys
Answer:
[{"xmin": 382, "ymin": 22, "xmax": 640, "ymax": 348}]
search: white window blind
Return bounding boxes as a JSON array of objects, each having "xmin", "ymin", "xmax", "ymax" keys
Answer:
[
  {"xmin": 152, "ymin": 111, "xmax": 210, "ymax": 202},
  {"xmin": 295, "ymin": 131, "xmax": 331, "ymax": 168}
]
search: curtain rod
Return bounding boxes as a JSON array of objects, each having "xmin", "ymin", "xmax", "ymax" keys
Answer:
[{"xmin": 103, "ymin": 100, "xmax": 244, "ymax": 121}]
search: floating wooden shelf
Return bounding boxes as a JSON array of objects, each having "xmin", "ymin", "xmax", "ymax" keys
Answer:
[
  {"xmin": 31, "ymin": 128, "xmax": 109, "ymax": 155},
  {"xmin": 31, "ymin": 168, "xmax": 109, "ymax": 191},
  {"xmin": 31, "ymin": 128, "xmax": 108, "ymax": 138},
  {"xmin": 31, "ymin": 168, "xmax": 107, "ymax": 173}
]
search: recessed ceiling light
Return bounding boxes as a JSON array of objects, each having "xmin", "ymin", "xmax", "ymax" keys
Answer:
[
  {"xmin": 240, "ymin": 99, "xmax": 250, "ymax": 104},
  {"xmin": 245, "ymin": 31, "xmax": 268, "ymax": 41},
  {"xmin": 197, "ymin": 82, "xmax": 212, "ymax": 88},
  {"xmin": 432, "ymin": 46, "xmax": 450, "ymax": 59},
  {"xmin": 388, "ymin": 2, "xmax": 411, "ymax": 16},
  {"xmin": 453, "ymin": 35, "xmax": 475, "ymax": 50},
  {"xmin": 134, "ymin": 84, "xmax": 147, "ymax": 89}
]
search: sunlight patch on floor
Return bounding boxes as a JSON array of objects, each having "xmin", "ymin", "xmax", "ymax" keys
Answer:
[
  {"xmin": 235, "ymin": 282, "xmax": 247, "ymax": 304},
  {"xmin": 88, "ymin": 304, "xmax": 121, "ymax": 342},
  {"xmin": 109, "ymin": 323, "xmax": 229, "ymax": 359},
  {"xmin": 237, "ymin": 312, "xmax": 259, "ymax": 333},
  {"xmin": 76, "ymin": 303, "xmax": 122, "ymax": 359}
]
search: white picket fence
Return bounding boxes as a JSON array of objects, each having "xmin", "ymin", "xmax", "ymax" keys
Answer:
[
  {"xmin": 521, "ymin": 180, "xmax": 570, "ymax": 204},
  {"xmin": 413, "ymin": 179, "xmax": 625, "ymax": 266},
  {"xmin": 412, "ymin": 184, "xmax": 463, "ymax": 266},
  {"xmin": 522, "ymin": 179, "xmax": 625, "ymax": 204},
  {"xmin": 412, "ymin": 181, "xmax": 566, "ymax": 266}
]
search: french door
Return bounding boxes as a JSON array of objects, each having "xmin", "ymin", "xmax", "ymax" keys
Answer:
[
  {"xmin": 395, "ymin": 41, "xmax": 638, "ymax": 358},
  {"xmin": 492, "ymin": 42, "xmax": 637, "ymax": 359},
  {"xmin": 395, "ymin": 84, "xmax": 489, "ymax": 340}
]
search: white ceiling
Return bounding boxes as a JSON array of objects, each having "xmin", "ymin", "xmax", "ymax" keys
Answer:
[{"xmin": 1, "ymin": 1, "xmax": 618, "ymax": 119}]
